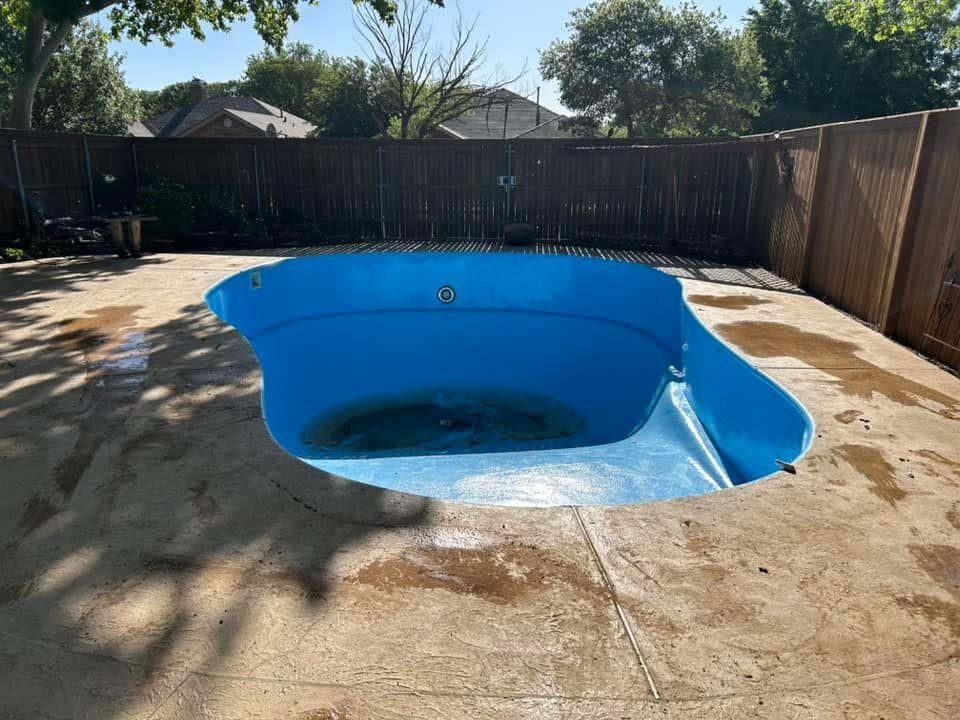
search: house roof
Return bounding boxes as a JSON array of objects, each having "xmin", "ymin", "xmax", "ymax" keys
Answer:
[
  {"xmin": 437, "ymin": 89, "xmax": 573, "ymax": 140},
  {"xmin": 131, "ymin": 96, "xmax": 315, "ymax": 138}
]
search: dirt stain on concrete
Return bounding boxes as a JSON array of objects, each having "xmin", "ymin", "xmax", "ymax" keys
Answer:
[
  {"xmin": 896, "ymin": 594, "xmax": 960, "ymax": 638},
  {"xmin": 687, "ymin": 294, "xmax": 772, "ymax": 310},
  {"xmin": 350, "ymin": 544, "xmax": 600, "ymax": 606},
  {"xmin": 915, "ymin": 449, "xmax": 960, "ymax": 481},
  {"xmin": 835, "ymin": 444, "xmax": 906, "ymax": 506},
  {"xmin": 947, "ymin": 508, "xmax": 960, "ymax": 530},
  {"xmin": 834, "ymin": 409, "xmax": 862, "ymax": 424},
  {"xmin": 717, "ymin": 321, "xmax": 960, "ymax": 420},
  {"xmin": 909, "ymin": 544, "xmax": 960, "ymax": 601}
]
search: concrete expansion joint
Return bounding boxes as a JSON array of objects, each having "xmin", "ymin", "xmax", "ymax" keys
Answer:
[{"xmin": 569, "ymin": 505, "xmax": 661, "ymax": 701}]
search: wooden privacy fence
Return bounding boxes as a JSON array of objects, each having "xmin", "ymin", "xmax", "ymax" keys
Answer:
[
  {"xmin": 747, "ymin": 107, "xmax": 960, "ymax": 372},
  {"xmin": 0, "ymin": 130, "xmax": 763, "ymax": 256}
]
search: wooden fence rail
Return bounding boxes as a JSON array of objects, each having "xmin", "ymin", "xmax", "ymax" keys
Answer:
[
  {"xmin": 747, "ymin": 106, "xmax": 960, "ymax": 372},
  {"xmin": 0, "ymin": 130, "xmax": 764, "ymax": 256}
]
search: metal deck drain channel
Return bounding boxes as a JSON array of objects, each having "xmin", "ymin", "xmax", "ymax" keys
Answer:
[{"xmin": 570, "ymin": 505, "xmax": 661, "ymax": 700}]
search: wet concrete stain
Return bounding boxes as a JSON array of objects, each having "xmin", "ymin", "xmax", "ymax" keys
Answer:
[
  {"xmin": 349, "ymin": 544, "xmax": 601, "ymax": 606},
  {"xmin": 895, "ymin": 594, "xmax": 960, "ymax": 638},
  {"xmin": 834, "ymin": 444, "xmax": 906, "ymax": 506},
  {"xmin": 189, "ymin": 477, "xmax": 220, "ymax": 522},
  {"xmin": 909, "ymin": 544, "xmax": 960, "ymax": 601},
  {"xmin": 717, "ymin": 321, "xmax": 960, "ymax": 420},
  {"xmin": 687, "ymin": 294, "xmax": 772, "ymax": 310},
  {"xmin": 834, "ymin": 409, "xmax": 862, "ymax": 424}
]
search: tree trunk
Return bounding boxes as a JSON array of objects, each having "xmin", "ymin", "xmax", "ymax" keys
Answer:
[{"xmin": 8, "ymin": 10, "xmax": 73, "ymax": 129}]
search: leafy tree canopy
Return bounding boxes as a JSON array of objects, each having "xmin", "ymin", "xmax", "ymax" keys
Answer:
[
  {"xmin": 0, "ymin": 0, "xmax": 443, "ymax": 128},
  {"xmin": 539, "ymin": 0, "xmax": 766, "ymax": 138},
  {"xmin": 1, "ymin": 19, "xmax": 140, "ymax": 133},
  {"xmin": 748, "ymin": 0, "xmax": 960, "ymax": 130}
]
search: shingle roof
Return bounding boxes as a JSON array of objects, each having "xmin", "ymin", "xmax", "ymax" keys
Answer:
[
  {"xmin": 437, "ymin": 90, "xmax": 573, "ymax": 140},
  {"xmin": 133, "ymin": 96, "xmax": 315, "ymax": 138}
]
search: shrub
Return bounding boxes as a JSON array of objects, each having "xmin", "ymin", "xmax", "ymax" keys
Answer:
[{"xmin": 139, "ymin": 179, "xmax": 194, "ymax": 238}]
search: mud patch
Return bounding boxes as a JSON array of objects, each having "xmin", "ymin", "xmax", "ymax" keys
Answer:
[
  {"xmin": 896, "ymin": 594, "xmax": 960, "ymax": 638},
  {"xmin": 687, "ymin": 294, "xmax": 772, "ymax": 310},
  {"xmin": 835, "ymin": 444, "xmax": 906, "ymax": 506},
  {"xmin": 53, "ymin": 305, "xmax": 141, "ymax": 351},
  {"xmin": 717, "ymin": 321, "xmax": 960, "ymax": 420},
  {"xmin": 834, "ymin": 410, "xmax": 862, "ymax": 424},
  {"xmin": 909, "ymin": 544, "xmax": 960, "ymax": 601},
  {"xmin": 349, "ymin": 544, "xmax": 600, "ymax": 605}
]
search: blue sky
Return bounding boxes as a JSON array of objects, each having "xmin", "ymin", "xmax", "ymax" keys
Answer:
[{"xmin": 106, "ymin": 0, "xmax": 752, "ymax": 113}]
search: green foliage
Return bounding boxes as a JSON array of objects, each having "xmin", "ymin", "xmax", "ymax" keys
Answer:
[
  {"xmin": 540, "ymin": 0, "xmax": 766, "ymax": 138},
  {"xmin": 138, "ymin": 179, "xmax": 194, "ymax": 239},
  {"xmin": 306, "ymin": 56, "xmax": 381, "ymax": 137},
  {"xmin": 31, "ymin": 21, "xmax": 140, "ymax": 133},
  {"xmin": 0, "ymin": 247, "xmax": 27, "ymax": 263},
  {"xmin": 826, "ymin": 0, "xmax": 960, "ymax": 43},
  {"xmin": 748, "ymin": 0, "xmax": 960, "ymax": 130},
  {"xmin": 193, "ymin": 187, "xmax": 246, "ymax": 233},
  {"xmin": 241, "ymin": 42, "xmax": 325, "ymax": 117},
  {"xmin": 1, "ymin": 19, "xmax": 140, "ymax": 133}
]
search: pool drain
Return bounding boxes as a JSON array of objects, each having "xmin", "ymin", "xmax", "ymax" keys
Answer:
[{"xmin": 437, "ymin": 285, "xmax": 456, "ymax": 303}]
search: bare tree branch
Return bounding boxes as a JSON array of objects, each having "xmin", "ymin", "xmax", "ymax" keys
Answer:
[{"xmin": 356, "ymin": 0, "xmax": 524, "ymax": 138}]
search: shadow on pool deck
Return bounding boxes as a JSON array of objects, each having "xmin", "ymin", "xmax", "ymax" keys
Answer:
[{"xmin": 0, "ymin": 261, "xmax": 431, "ymax": 716}]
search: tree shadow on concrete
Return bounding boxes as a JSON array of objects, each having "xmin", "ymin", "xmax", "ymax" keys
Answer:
[{"xmin": 0, "ymin": 258, "xmax": 431, "ymax": 718}]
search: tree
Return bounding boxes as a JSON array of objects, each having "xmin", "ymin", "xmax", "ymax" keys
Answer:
[
  {"xmin": 306, "ymin": 56, "xmax": 381, "ymax": 137},
  {"xmin": 241, "ymin": 42, "xmax": 327, "ymax": 118},
  {"xmin": 1, "ymin": 19, "xmax": 140, "ymax": 133},
  {"xmin": 539, "ymin": 0, "xmax": 766, "ymax": 138},
  {"xmin": 747, "ymin": 0, "xmax": 960, "ymax": 130},
  {"xmin": 0, "ymin": 0, "xmax": 442, "ymax": 129},
  {"xmin": 357, "ymin": 0, "xmax": 521, "ymax": 138}
]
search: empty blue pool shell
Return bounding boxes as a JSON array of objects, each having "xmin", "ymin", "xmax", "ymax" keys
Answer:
[{"xmin": 205, "ymin": 253, "xmax": 814, "ymax": 506}]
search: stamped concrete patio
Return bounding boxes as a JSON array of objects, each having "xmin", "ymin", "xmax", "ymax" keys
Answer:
[{"xmin": 1, "ymin": 248, "xmax": 958, "ymax": 719}]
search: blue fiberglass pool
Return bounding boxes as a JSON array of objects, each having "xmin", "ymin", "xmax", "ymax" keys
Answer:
[{"xmin": 205, "ymin": 253, "xmax": 814, "ymax": 507}]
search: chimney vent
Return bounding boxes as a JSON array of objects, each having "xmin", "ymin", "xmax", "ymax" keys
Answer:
[{"xmin": 190, "ymin": 78, "xmax": 209, "ymax": 105}]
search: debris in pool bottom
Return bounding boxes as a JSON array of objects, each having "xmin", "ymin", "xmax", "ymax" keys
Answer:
[{"xmin": 301, "ymin": 389, "xmax": 587, "ymax": 457}]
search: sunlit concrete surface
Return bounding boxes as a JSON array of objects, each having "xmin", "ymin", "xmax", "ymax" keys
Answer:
[{"xmin": 1, "ymin": 248, "xmax": 958, "ymax": 719}]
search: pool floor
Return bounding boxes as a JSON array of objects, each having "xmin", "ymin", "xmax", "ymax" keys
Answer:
[{"xmin": 303, "ymin": 382, "xmax": 736, "ymax": 506}]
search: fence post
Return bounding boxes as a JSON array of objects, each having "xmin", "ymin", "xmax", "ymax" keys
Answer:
[
  {"xmin": 798, "ymin": 125, "xmax": 831, "ymax": 288},
  {"xmin": 636, "ymin": 154, "xmax": 646, "ymax": 239},
  {"xmin": 378, "ymin": 145, "xmax": 386, "ymax": 239},
  {"xmin": 661, "ymin": 153, "xmax": 678, "ymax": 251},
  {"xmin": 878, "ymin": 111, "xmax": 935, "ymax": 334},
  {"xmin": 10, "ymin": 139, "xmax": 29, "ymax": 231},
  {"xmin": 82, "ymin": 137, "xmax": 96, "ymax": 215},
  {"xmin": 131, "ymin": 141, "xmax": 140, "ymax": 193},
  {"xmin": 505, "ymin": 142, "xmax": 514, "ymax": 226},
  {"xmin": 252, "ymin": 145, "xmax": 262, "ymax": 218}
]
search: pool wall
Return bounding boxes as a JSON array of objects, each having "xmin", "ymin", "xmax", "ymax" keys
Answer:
[{"xmin": 206, "ymin": 253, "xmax": 814, "ymax": 498}]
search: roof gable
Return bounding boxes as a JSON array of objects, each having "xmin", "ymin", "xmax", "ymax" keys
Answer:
[
  {"xmin": 138, "ymin": 96, "xmax": 314, "ymax": 138},
  {"xmin": 437, "ymin": 90, "xmax": 572, "ymax": 140}
]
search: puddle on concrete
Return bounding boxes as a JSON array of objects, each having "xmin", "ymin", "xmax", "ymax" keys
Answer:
[
  {"xmin": 717, "ymin": 321, "xmax": 960, "ymax": 420},
  {"xmin": 302, "ymin": 389, "xmax": 587, "ymax": 457},
  {"xmin": 53, "ymin": 306, "xmax": 149, "ymax": 381},
  {"xmin": 835, "ymin": 443, "xmax": 906, "ymax": 506},
  {"xmin": 687, "ymin": 294, "xmax": 772, "ymax": 310}
]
